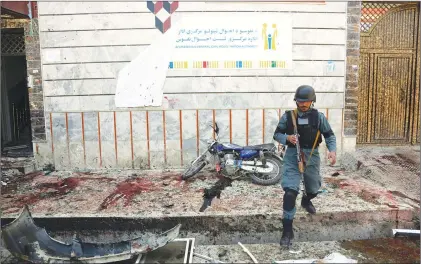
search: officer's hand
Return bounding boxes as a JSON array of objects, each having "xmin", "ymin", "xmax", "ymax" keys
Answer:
[
  {"xmin": 287, "ymin": 135, "xmax": 297, "ymax": 145},
  {"xmin": 328, "ymin": 152, "xmax": 336, "ymax": 165}
]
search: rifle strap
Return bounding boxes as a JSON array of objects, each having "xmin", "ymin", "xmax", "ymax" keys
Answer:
[
  {"xmin": 291, "ymin": 109, "xmax": 320, "ymax": 170},
  {"xmin": 290, "ymin": 109, "xmax": 299, "ymax": 133}
]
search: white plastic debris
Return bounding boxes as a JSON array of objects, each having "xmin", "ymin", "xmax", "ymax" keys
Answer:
[
  {"xmin": 322, "ymin": 252, "xmax": 357, "ymax": 263},
  {"xmin": 1, "ymin": 181, "xmax": 7, "ymax": 186},
  {"xmin": 392, "ymin": 229, "xmax": 420, "ymax": 237},
  {"xmin": 274, "ymin": 259, "xmax": 316, "ymax": 263},
  {"xmin": 274, "ymin": 252, "xmax": 357, "ymax": 264}
]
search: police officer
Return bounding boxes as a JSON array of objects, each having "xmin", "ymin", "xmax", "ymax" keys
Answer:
[{"xmin": 273, "ymin": 85, "xmax": 337, "ymax": 247}]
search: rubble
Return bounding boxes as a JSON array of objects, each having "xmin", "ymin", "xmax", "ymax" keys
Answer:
[
  {"xmin": 1, "ymin": 205, "xmax": 181, "ymax": 263},
  {"xmin": 274, "ymin": 252, "xmax": 357, "ymax": 263}
]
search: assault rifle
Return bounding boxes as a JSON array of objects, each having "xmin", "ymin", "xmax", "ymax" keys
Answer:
[{"xmin": 290, "ymin": 110, "xmax": 307, "ymax": 196}]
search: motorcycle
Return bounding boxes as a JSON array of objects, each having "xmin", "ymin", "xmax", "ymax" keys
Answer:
[{"xmin": 182, "ymin": 122, "xmax": 284, "ymax": 186}]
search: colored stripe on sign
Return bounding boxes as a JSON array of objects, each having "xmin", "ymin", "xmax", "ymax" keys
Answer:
[
  {"xmin": 193, "ymin": 61, "xmax": 219, "ymax": 68},
  {"xmin": 170, "ymin": 60, "xmax": 285, "ymax": 69},
  {"xmin": 243, "ymin": 61, "xmax": 252, "ymax": 68},
  {"xmin": 260, "ymin": 61, "xmax": 287, "ymax": 68},
  {"xmin": 169, "ymin": 61, "xmax": 188, "ymax": 68},
  {"xmin": 225, "ymin": 61, "xmax": 253, "ymax": 68}
]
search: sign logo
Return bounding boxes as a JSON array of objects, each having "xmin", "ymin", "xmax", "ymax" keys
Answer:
[
  {"xmin": 147, "ymin": 1, "xmax": 179, "ymax": 34},
  {"xmin": 262, "ymin": 23, "xmax": 278, "ymax": 50}
]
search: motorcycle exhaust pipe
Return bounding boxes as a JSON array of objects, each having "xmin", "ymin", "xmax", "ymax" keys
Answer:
[{"xmin": 226, "ymin": 160, "xmax": 274, "ymax": 173}]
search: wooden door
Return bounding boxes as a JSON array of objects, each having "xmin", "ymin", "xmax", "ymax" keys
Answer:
[{"xmin": 358, "ymin": 3, "xmax": 420, "ymax": 145}]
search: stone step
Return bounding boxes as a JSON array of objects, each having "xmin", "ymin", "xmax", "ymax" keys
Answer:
[{"xmin": 1, "ymin": 157, "xmax": 36, "ymax": 175}]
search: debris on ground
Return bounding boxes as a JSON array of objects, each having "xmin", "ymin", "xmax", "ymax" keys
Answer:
[
  {"xmin": 351, "ymin": 146, "xmax": 420, "ymax": 202},
  {"xmin": 1, "ymin": 164, "xmax": 419, "ymax": 218},
  {"xmin": 392, "ymin": 229, "xmax": 420, "ymax": 237},
  {"xmin": 42, "ymin": 163, "xmax": 56, "ymax": 175},
  {"xmin": 200, "ymin": 177, "xmax": 233, "ymax": 212},
  {"xmin": 273, "ymin": 252, "xmax": 357, "ymax": 263},
  {"xmin": 238, "ymin": 242, "xmax": 259, "ymax": 263},
  {"xmin": 1, "ymin": 205, "xmax": 181, "ymax": 263},
  {"xmin": 194, "ymin": 252, "xmax": 226, "ymax": 263},
  {"xmin": 0, "ymin": 147, "xmax": 420, "ymax": 264},
  {"xmin": 331, "ymin": 170, "xmax": 344, "ymax": 177}
]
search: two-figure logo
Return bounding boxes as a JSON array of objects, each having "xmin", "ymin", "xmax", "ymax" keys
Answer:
[{"xmin": 262, "ymin": 23, "xmax": 278, "ymax": 50}]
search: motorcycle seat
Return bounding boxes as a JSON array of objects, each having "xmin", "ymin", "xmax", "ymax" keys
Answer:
[{"xmin": 243, "ymin": 143, "xmax": 276, "ymax": 151}]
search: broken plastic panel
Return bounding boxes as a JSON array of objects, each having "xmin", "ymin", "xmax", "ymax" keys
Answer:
[{"xmin": 1, "ymin": 205, "xmax": 181, "ymax": 263}]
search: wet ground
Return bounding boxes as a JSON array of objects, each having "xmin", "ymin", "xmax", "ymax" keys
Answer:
[{"xmin": 341, "ymin": 237, "xmax": 420, "ymax": 263}]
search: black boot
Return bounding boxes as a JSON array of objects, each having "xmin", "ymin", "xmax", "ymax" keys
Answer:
[
  {"xmin": 280, "ymin": 219, "xmax": 294, "ymax": 247},
  {"xmin": 301, "ymin": 194, "xmax": 317, "ymax": 214}
]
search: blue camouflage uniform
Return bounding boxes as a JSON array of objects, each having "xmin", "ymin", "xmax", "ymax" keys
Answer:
[{"xmin": 274, "ymin": 108, "xmax": 336, "ymax": 220}]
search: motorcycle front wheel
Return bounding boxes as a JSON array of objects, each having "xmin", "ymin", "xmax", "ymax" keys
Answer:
[
  {"xmin": 250, "ymin": 153, "xmax": 283, "ymax": 186},
  {"xmin": 181, "ymin": 154, "xmax": 207, "ymax": 180}
]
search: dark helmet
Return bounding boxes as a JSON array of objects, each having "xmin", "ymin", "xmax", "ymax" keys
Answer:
[{"xmin": 294, "ymin": 85, "xmax": 316, "ymax": 102}]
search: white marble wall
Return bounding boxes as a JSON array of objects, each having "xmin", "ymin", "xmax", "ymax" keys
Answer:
[
  {"xmin": 41, "ymin": 108, "xmax": 343, "ymax": 170},
  {"xmin": 37, "ymin": 2, "xmax": 348, "ymax": 170}
]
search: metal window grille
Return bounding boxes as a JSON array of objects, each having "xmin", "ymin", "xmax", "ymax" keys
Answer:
[
  {"xmin": 360, "ymin": 2, "xmax": 402, "ymax": 33},
  {"xmin": 1, "ymin": 34, "xmax": 25, "ymax": 55}
]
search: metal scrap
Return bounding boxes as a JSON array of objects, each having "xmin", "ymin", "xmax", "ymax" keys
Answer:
[
  {"xmin": 392, "ymin": 229, "xmax": 420, "ymax": 237},
  {"xmin": 1, "ymin": 205, "xmax": 181, "ymax": 263}
]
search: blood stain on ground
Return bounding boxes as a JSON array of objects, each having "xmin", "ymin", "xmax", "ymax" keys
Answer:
[
  {"xmin": 324, "ymin": 178, "xmax": 398, "ymax": 207},
  {"xmin": 2, "ymin": 176, "xmax": 115, "ymax": 213},
  {"xmin": 99, "ymin": 178, "xmax": 157, "ymax": 210},
  {"xmin": 161, "ymin": 173, "xmax": 183, "ymax": 181},
  {"xmin": 341, "ymin": 237, "xmax": 420, "ymax": 263},
  {"xmin": 1, "ymin": 172, "xmax": 41, "ymax": 195}
]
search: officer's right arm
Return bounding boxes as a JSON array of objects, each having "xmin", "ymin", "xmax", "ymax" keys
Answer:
[{"xmin": 273, "ymin": 113, "xmax": 288, "ymax": 145}]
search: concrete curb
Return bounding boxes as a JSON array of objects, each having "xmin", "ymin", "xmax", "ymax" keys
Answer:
[{"xmin": 1, "ymin": 208, "xmax": 415, "ymax": 245}]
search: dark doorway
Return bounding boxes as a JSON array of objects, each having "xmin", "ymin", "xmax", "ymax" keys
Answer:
[{"xmin": 1, "ymin": 28, "xmax": 33, "ymax": 157}]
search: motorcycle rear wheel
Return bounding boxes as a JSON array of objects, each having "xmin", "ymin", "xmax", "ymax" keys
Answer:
[{"xmin": 251, "ymin": 153, "xmax": 283, "ymax": 186}]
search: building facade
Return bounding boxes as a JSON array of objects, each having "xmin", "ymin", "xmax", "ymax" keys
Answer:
[{"xmin": 1, "ymin": 2, "xmax": 419, "ymax": 171}]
